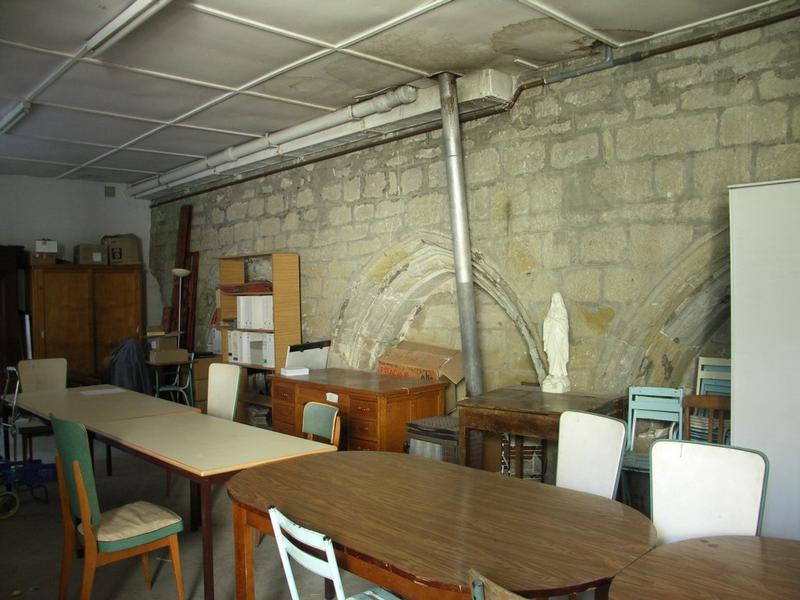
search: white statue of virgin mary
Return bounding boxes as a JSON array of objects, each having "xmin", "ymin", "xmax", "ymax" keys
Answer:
[{"xmin": 541, "ymin": 292, "xmax": 571, "ymax": 393}]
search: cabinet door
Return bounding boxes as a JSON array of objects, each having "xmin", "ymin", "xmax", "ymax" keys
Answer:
[
  {"xmin": 93, "ymin": 269, "xmax": 142, "ymax": 372},
  {"xmin": 32, "ymin": 268, "xmax": 94, "ymax": 375}
]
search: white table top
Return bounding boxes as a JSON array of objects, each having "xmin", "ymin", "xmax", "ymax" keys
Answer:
[
  {"xmin": 92, "ymin": 412, "xmax": 335, "ymax": 477},
  {"xmin": 15, "ymin": 385, "xmax": 199, "ymax": 427}
]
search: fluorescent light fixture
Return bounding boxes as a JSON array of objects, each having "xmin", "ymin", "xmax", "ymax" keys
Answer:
[
  {"xmin": 0, "ymin": 102, "xmax": 31, "ymax": 134},
  {"xmin": 85, "ymin": 0, "xmax": 172, "ymax": 55}
]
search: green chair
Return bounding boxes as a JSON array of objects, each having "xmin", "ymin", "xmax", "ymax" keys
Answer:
[
  {"xmin": 302, "ymin": 401, "xmax": 341, "ymax": 446},
  {"xmin": 51, "ymin": 414, "xmax": 185, "ymax": 600}
]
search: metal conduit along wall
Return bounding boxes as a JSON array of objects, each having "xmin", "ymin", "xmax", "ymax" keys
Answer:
[{"xmin": 437, "ymin": 72, "xmax": 484, "ymax": 397}]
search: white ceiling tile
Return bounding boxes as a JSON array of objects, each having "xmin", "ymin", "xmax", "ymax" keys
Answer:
[
  {"xmin": 132, "ymin": 126, "xmax": 254, "ymax": 156},
  {"xmin": 94, "ymin": 149, "xmax": 196, "ymax": 172},
  {"xmin": 194, "ymin": 0, "xmax": 427, "ymax": 43},
  {"xmin": 12, "ymin": 105, "xmax": 155, "ymax": 146},
  {"xmin": 39, "ymin": 62, "xmax": 223, "ymax": 120},
  {"xmin": 63, "ymin": 166, "xmax": 150, "ymax": 183},
  {"xmin": 0, "ymin": 134, "xmax": 102, "ymax": 164},
  {"xmin": 99, "ymin": 3, "xmax": 321, "ymax": 88},
  {"xmin": 256, "ymin": 53, "xmax": 417, "ymax": 107},
  {"xmin": 0, "ymin": 45, "xmax": 66, "ymax": 99},
  {"xmin": 0, "ymin": 0, "xmax": 131, "ymax": 52},
  {"xmin": 184, "ymin": 95, "xmax": 329, "ymax": 134},
  {"xmin": 0, "ymin": 158, "xmax": 70, "ymax": 177}
]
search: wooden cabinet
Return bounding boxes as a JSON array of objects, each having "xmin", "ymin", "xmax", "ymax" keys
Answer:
[
  {"xmin": 218, "ymin": 252, "xmax": 300, "ymax": 372},
  {"xmin": 270, "ymin": 368, "xmax": 446, "ymax": 452},
  {"xmin": 31, "ymin": 265, "xmax": 143, "ymax": 377}
]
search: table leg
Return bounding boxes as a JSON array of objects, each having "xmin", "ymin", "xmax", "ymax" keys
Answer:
[
  {"xmin": 595, "ymin": 580, "xmax": 610, "ymax": 600},
  {"xmin": 200, "ymin": 479, "xmax": 215, "ymax": 600},
  {"xmin": 458, "ymin": 423, "xmax": 468, "ymax": 466},
  {"xmin": 190, "ymin": 481, "xmax": 201, "ymax": 531},
  {"xmin": 515, "ymin": 435, "xmax": 524, "ymax": 479},
  {"xmin": 233, "ymin": 503, "xmax": 255, "ymax": 600}
]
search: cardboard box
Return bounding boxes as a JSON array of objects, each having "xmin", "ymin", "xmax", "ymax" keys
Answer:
[
  {"xmin": 148, "ymin": 348, "xmax": 188, "ymax": 364},
  {"xmin": 102, "ymin": 234, "xmax": 142, "ymax": 265},
  {"xmin": 73, "ymin": 243, "xmax": 108, "ymax": 265},
  {"xmin": 34, "ymin": 239, "xmax": 57, "ymax": 253},
  {"xmin": 378, "ymin": 341, "xmax": 464, "ymax": 384},
  {"xmin": 147, "ymin": 332, "xmax": 178, "ymax": 352},
  {"xmin": 30, "ymin": 252, "xmax": 57, "ymax": 265}
]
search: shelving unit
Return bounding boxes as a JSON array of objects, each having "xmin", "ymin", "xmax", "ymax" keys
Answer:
[{"xmin": 217, "ymin": 252, "xmax": 301, "ymax": 374}]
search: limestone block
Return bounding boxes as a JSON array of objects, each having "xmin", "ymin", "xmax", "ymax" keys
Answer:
[
  {"xmin": 301, "ymin": 208, "xmax": 319, "ymax": 223},
  {"xmin": 501, "ymin": 141, "xmax": 545, "ymax": 176},
  {"xmin": 266, "ymin": 195, "xmax": 286, "ymax": 215},
  {"xmin": 714, "ymin": 41, "xmax": 786, "ymax": 76},
  {"xmin": 617, "ymin": 114, "xmax": 717, "ymax": 159},
  {"xmin": 415, "ymin": 147, "xmax": 440, "ymax": 160},
  {"xmin": 406, "ymin": 193, "xmax": 446, "ymax": 228},
  {"xmin": 576, "ymin": 109, "xmax": 631, "ymax": 130},
  {"xmin": 590, "ymin": 162, "xmax": 653, "ymax": 204},
  {"xmin": 363, "ymin": 173, "xmax": 386, "ymax": 199},
  {"xmin": 719, "ymin": 28, "xmax": 760, "ymax": 51},
  {"xmin": 247, "ymin": 197, "xmax": 264, "ymax": 217},
  {"xmin": 506, "ymin": 237, "xmax": 538, "ymax": 275},
  {"xmin": 577, "ymin": 227, "xmax": 628, "ymax": 264},
  {"xmin": 551, "ymin": 133, "xmax": 599, "ymax": 168},
  {"xmin": 720, "ymin": 102, "xmax": 787, "ymax": 146},
  {"xmin": 677, "ymin": 197, "xmax": 726, "ymax": 221},
  {"xmin": 633, "ymin": 100, "xmax": 677, "ymax": 120},
  {"xmin": 242, "ymin": 187, "xmax": 256, "ymax": 200},
  {"xmin": 294, "ymin": 188, "xmax": 314, "ymax": 209},
  {"xmin": 562, "ymin": 269, "xmax": 602, "ymax": 302},
  {"xmin": 541, "ymin": 231, "xmax": 570, "ymax": 269},
  {"xmin": 534, "ymin": 94, "xmax": 561, "ymax": 119},
  {"xmin": 629, "ymin": 224, "xmax": 693, "ymax": 266},
  {"xmin": 226, "ymin": 201, "xmax": 247, "ymax": 222},
  {"xmin": 565, "ymin": 83, "xmax": 611, "ymax": 107},
  {"xmin": 656, "ymin": 63, "xmax": 708, "ymax": 88},
  {"xmin": 758, "ymin": 71, "xmax": 800, "ymax": 100},
  {"xmin": 693, "ymin": 147, "xmax": 752, "ymax": 194},
  {"xmin": 465, "ymin": 147, "xmax": 501, "ymax": 184},
  {"xmin": 287, "ymin": 232, "xmax": 312, "ymax": 248},
  {"xmin": 354, "ymin": 204, "xmax": 375, "ymax": 222},
  {"xmin": 375, "ymin": 199, "xmax": 404, "ymax": 219},
  {"xmin": 624, "ymin": 78, "xmax": 651, "ymax": 99},
  {"xmin": 604, "ymin": 267, "xmax": 647, "ymax": 303},
  {"xmin": 282, "ymin": 212, "xmax": 299, "ymax": 232},
  {"xmin": 211, "ymin": 207, "xmax": 225, "ymax": 225},
  {"xmin": 793, "ymin": 105, "xmax": 800, "ymax": 140},
  {"xmin": 574, "ymin": 306, "xmax": 616, "ymax": 337},
  {"xmin": 755, "ymin": 143, "xmax": 800, "ymax": 181},
  {"xmin": 326, "ymin": 205, "xmax": 352, "ymax": 227},
  {"xmin": 681, "ymin": 79, "xmax": 754, "ymax": 110},
  {"xmin": 218, "ymin": 225, "xmax": 234, "ymax": 246},
  {"xmin": 321, "ymin": 183, "xmax": 342, "ymax": 203},
  {"xmin": 400, "ymin": 167, "xmax": 423, "ymax": 195},
  {"xmin": 655, "ymin": 159, "xmax": 687, "ymax": 197},
  {"xmin": 343, "ymin": 238, "xmax": 384, "ymax": 259},
  {"xmin": 428, "ymin": 160, "xmax": 446, "ymax": 189}
]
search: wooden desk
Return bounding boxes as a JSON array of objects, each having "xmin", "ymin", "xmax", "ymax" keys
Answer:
[
  {"xmin": 228, "ymin": 451, "xmax": 656, "ymax": 600},
  {"xmin": 269, "ymin": 368, "xmax": 446, "ymax": 451},
  {"xmin": 458, "ymin": 385, "xmax": 623, "ymax": 478},
  {"xmin": 17, "ymin": 386, "xmax": 333, "ymax": 600},
  {"xmin": 609, "ymin": 536, "xmax": 800, "ymax": 599}
]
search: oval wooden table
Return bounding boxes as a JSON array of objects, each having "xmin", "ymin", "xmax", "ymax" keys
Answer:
[
  {"xmin": 609, "ymin": 536, "xmax": 800, "ymax": 599},
  {"xmin": 228, "ymin": 451, "xmax": 655, "ymax": 600}
]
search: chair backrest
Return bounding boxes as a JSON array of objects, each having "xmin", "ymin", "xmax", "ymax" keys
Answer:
[
  {"xmin": 651, "ymin": 439, "xmax": 768, "ymax": 545},
  {"xmin": 556, "ymin": 410, "xmax": 627, "ymax": 499},
  {"xmin": 207, "ymin": 363, "xmax": 241, "ymax": 420},
  {"xmin": 18, "ymin": 358, "xmax": 67, "ymax": 392},
  {"xmin": 268, "ymin": 506, "xmax": 347, "ymax": 600},
  {"xmin": 627, "ymin": 386, "xmax": 683, "ymax": 451},
  {"xmin": 302, "ymin": 402, "xmax": 340, "ymax": 446},
  {"xmin": 682, "ymin": 394, "xmax": 731, "ymax": 444},
  {"xmin": 695, "ymin": 356, "xmax": 731, "ymax": 396},
  {"xmin": 51, "ymin": 414, "xmax": 101, "ymax": 527}
]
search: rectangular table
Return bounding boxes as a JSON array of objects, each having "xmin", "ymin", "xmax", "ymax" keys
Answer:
[
  {"xmin": 15, "ymin": 385, "xmax": 335, "ymax": 600},
  {"xmin": 458, "ymin": 385, "xmax": 624, "ymax": 478}
]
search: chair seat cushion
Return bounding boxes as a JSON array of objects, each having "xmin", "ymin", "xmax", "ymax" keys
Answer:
[
  {"xmin": 78, "ymin": 500, "xmax": 183, "ymax": 553},
  {"xmin": 348, "ymin": 588, "xmax": 404, "ymax": 600}
]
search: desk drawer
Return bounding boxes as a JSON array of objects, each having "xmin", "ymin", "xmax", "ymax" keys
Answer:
[
  {"xmin": 349, "ymin": 437, "xmax": 378, "ymax": 451},
  {"xmin": 272, "ymin": 400, "xmax": 295, "ymax": 426},
  {"xmin": 350, "ymin": 396, "xmax": 377, "ymax": 419},
  {"xmin": 349, "ymin": 418, "xmax": 377, "ymax": 441},
  {"xmin": 272, "ymin": 383, "xmax": 294, "ymax": 403}
]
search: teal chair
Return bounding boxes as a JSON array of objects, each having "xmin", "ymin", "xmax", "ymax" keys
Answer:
[
  {"xmin": 695, "ymin": 356, "xmax": 731, "ymax": 396},
  {"xmin": 302, "ymin": 401, "xmax": 341, "ymax": 446},
  {"xmin": 51, "ymin": 415, "xmax": 185, "ymax": 600}
]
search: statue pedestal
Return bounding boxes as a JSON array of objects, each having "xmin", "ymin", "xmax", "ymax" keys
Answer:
[{"xmin": 541, "ymin": 374, "xmax": 571, "ymax": 393}]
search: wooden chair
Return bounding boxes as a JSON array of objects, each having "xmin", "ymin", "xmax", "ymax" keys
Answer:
[
  {"xmin": 682, "ymin": 394, "xmax": 731, "ymax": 444},
  {"xmin": 268, "ymin": 506, "xmax": 401, "ymax": 600},
  {"xmin": 556, "ymin": 410, "xmax": 627, "ymax": 499},
  {"xmin": 650, "ymin": 439, "xmax": 768, "ymax": 545},
  {"xmin": 302, "ymin": 401, "xmax": 341, "ymax": 446},
  {"xmin": 10, "ymin": 358, "xmax": 67, "ymax": 459},
  {"xmin": 695, "ymin": 356, "xmax": 731, "ymax": 396},
  {"xmin": 51, "ymin": 414, "xmax": 184, "ymax": 600},
  {"xmin": 469, "ymin": 569, "xmax": 526, "ymax": 600}
]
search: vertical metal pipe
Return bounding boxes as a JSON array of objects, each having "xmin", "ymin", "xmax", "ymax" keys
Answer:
[{"xmin": 437, "ymin": 72, "xmax": 484, "ymax": 396}]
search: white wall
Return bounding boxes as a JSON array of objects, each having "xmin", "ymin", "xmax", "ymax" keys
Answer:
[
  {"xmin": 730, "ymin": 179, "xmax": 800, "ymax": 540},
  {"xmin": 0, "ymin": 174, "xmax": 162, "ymax": 325}
]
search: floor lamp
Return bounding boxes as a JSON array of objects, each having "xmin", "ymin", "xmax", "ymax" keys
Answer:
[{"xmin": 172, "ymin": 267, "xmax": 191, "ymax": 348}]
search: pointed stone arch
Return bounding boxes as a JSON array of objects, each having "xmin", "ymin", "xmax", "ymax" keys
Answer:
[
  {"xmin": 330, "ymin": 232, "xmax": 547, "ymax": 381},
  {"xmin": 595, "ymin": 228, "xmax": 731, "ymax": 393}
]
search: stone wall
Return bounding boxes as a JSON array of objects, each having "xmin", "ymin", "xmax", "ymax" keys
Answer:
[{"xmin": 150, "ymin": 18, "xmax": 800, "ymax": 397}]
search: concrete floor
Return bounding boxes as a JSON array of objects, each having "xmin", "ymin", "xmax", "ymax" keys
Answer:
[{"xmin": 0, "ymin": 436, "xmax": 373, "ymax": 599}]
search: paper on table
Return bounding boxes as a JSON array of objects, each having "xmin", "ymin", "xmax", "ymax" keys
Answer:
[{"xmin": 80, "ymin": 387, "xmax": 126, "ymax": 395}]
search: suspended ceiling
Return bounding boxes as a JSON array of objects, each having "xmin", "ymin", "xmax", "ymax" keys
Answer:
[{"xmin": 0, "ymin": 0, "xmax": 791, "ymax": 198}]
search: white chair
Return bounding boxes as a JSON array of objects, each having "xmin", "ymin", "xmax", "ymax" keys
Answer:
[
  {"xmin": 268, "ymin": 507, "xmax": 402, "ymax": 600},
  {"xmin": 651, "ymin": 439, "xmax": 768, "ymax": 545},
  {"xmin": 556, "ymin": 410, "xmax": 627, "ymax": 499},
  {"xmin": 206, "ymin": 363, "xmax": 241, "ymax": 420}
]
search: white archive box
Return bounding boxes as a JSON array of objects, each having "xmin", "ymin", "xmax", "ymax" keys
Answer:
[{"xmin": 236, "ymin": 296, "xmax": 274, "ymax": 330}]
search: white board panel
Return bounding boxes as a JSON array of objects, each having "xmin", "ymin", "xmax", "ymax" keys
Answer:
[{"xmin": 730, "ymin": 178, "xmax": 800, "ymax": 540}]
